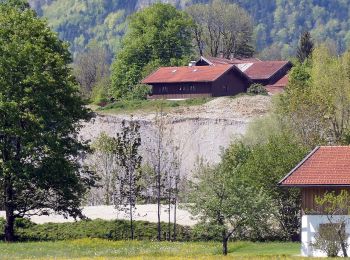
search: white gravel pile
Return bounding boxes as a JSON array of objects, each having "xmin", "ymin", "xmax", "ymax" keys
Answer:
[{"xmin": 0, "ymin": 204, "xmax": 197, "ymax": 226}]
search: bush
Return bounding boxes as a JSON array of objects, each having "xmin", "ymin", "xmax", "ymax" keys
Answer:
[
  {"xmin": 312, "ymin": 223, "xmax": 348, "ymax": 257},
  {"xmin": 0, "ymin": 218, "xmax": 193, "ymax": 242},
  {"xmin": 247, "ymin": 84, "xmax": 268, "ymax": 95},
  {"xmin": 126, "ymin": 84, "xmax": 151, "ymax": 100}
]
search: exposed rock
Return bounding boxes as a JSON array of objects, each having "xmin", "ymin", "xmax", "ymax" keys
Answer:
[{"xmin": 80, "ymin": 95, "xmax": 271, "ymax": 177}]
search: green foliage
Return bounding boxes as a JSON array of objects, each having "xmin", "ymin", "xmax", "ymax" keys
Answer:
[
  {"xmin": 247, "ymin": 84, "xmax": 268, "ymax": 95},
  {"xmin": 278, "ymin": 46, "xmax": 350, "ymax": 146},
  {"xmin": 0, "ymin": 238, "xmax": 300, "ymax": 259},
  {"xmin": 36, "ymin": 0, "xmax": 129, "ymax": 55},
  {"xmin": 0, "ymin": 2, "xmax": 95, "ymax": 241},
  {"xmin": 296, "ymin": 31, "xmax": 314, "ymax": 63},
  {"xmin": 31, "ymin": 1, "xmax": 350, "ymax": 59},
  {"xmin": 312, "ymin": 223, "xmax": 346, "ymax": 257},
  {"xmin": 312, "ymin": 190, "xmax": 350, "ymax": 257},
  {"xmin": 0, "ymin": 218, "xmax": 192, "ymax": 241},
  {"xmin": 98, "ymin": 98, "xmax": 211, "ymax": 114},
  {"xmin": 239, "ymin": 133, "xmax": 308, "ymax": 240},
  {"xmin": 110, "ymin": 3, "xmax": 194, "ymax": 99},
  {"xmin": 126, "ymin": 84, "xmax": 151, "ymax": 100},
  {"xmin": 187, "ymin": 144, "xmax": 273, "ymax": 254}
]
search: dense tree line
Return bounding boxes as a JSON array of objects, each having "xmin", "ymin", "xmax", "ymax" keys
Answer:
[{"xmin": 28, "ymin": 0, "xmax": 350, "ymax": 59}]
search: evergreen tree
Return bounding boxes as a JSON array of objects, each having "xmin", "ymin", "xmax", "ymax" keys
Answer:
[{"xmin": 296, "ymin": 31, "xmax": 314, "ymax": 62}]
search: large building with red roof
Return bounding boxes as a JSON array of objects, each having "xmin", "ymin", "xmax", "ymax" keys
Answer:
[
  {"xmin": 279, "ymin": 146, "xmax": 350, "ymax": 257},
  {"xmin": 142, "ymin": 64, "xmax": 250, "ymax": 99},
  {"xmin": 196, "ymin": 56, "xmax": 291, "ymax": 93},
  {"xmin": 141, "ymin": 56, "xmax": 291, "ymax": 99}
]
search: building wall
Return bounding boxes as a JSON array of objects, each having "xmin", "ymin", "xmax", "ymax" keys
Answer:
[
  {"xmin": 211, "ymin": 69, "xmax": 247, "ymax": 97},
  {"xmin": 302, "ymin": 187, "xmax": 350, "ymax": 214},
  {"xmin": 149, "ymin": 82, "xmax": 212, "ymax": 99},
  {"xmin": 301, "ymin": 215, "xmax": 350, "ymax": 257}
]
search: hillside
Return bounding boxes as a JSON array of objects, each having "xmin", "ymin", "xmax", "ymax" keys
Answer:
[
  {"xmin": 80, "ymin": 95, "xmax": 271, "ymax": 177},
  {"xmin": 28, "ymin": 0, "xmax": 350, "ymax": 58}
]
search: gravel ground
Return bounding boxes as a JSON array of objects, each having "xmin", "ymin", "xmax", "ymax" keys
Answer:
[{"xmin": 0, "ymin": 204, "xmax": 197, "ymax": 226}]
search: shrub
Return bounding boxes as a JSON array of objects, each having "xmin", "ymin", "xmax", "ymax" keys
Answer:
[
  {"xmin": 126, "ymin": 84, "xmax": 151, "ymax": 100},
  {"xmin": 312, "ymin": 223, "xmax": 348, "ymax": 257},
  {"xmin": 247, "ymin": 84, "xmax": 268, "ymax": 95},
  {"xmin": 0, "ymin": 218, "xmax": 193, "ymax": 242}
]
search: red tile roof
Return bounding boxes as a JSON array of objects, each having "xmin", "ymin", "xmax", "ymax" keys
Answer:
[
  {"xmin": 244, "ymin": 61, "xmax": 290, "ymax": 80},
  {"xmin": 264, "ymin": 85, "xmax": 285, "ymax": 95},
  {"xmin": 279, "ymin": 146, "xmax": 350, "ymax": 186},
  {"xmin": 264, "ymin": 74, "xmax": 289, "ymax": 94},
  {"xmin": 141, "ymin": 65, "xmax": 238, "ymax": 84}
]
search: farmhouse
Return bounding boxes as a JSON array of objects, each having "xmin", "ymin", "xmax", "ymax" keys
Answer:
[
  {"xmin": 279, "ymin": 146, "xmax": 350, "ymax": 257},
  {"xmin": 142, "ymin": 64, "xmax": 250, "ymax": 99},
  {"xmin": 142, "ymin": 56, "xmax": 291, "ymax": 99},
  {"xmin": 196, "ymin": 56, "xmax": 292, "ymax": 92}
]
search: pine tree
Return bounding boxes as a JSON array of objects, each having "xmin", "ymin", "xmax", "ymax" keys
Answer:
[{"xmin": 297, "ymin": 31, "xmax": 314, "ymax": 62}]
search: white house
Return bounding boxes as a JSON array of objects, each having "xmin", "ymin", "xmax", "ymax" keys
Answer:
[{"xmin": 279, "ymin": 146, "xmax": 350, "ymax": 257}]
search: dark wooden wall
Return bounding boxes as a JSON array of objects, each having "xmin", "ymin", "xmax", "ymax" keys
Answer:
[
  {"xmin": 149, "ymin": 82, "xmax": 212, "ymax": 99},
  {"xmin": 302, "ymin": 187, "xmax": 350, "ymax": 215},
  {"xmin": 148, "ymin": 69, "xmax": 247, "ymax": 99},
  {"xmin": 211, "ymin": 69, "xmax": 247, "ymax": 97}
]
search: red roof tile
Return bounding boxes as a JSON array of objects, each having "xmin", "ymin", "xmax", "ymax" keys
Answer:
[
  {"xmin": 279, "ymin": 146, "xmax": 350, "ymax": 186},
  {"xmin": 264, "ymin": 74, "xmax": 289, "ymax": 94},
  {"xmin": 141, "ymin": 65, "xmax": 237, "ymax": 84},
  {"xmin": 244, "ymin": 61, "xmax": 290, "ymax": 80},
  {"xmin": 264, "ymin": 85, "xmax": 285, "ymax": 95}
]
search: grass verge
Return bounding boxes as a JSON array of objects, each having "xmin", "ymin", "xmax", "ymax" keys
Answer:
[
  {"xmin": 96, "ymin": 98, "xmax": 211, "ymax": 114},
  {"xmin": 0, "ymin": 238, "xmax": 300, "ymax": 259}
]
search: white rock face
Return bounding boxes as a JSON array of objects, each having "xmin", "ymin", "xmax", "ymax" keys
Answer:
[{"xmin": 80, "ymin": 96, "xmax": 271, "ymax": 177}]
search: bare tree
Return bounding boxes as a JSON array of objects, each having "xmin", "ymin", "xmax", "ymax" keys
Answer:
[
  {"xmin": 186, "ymin": 0, "xmax": 254, "ymax": 58},
  {"xmin": 86, "ymin": 132, "xmax": 119, "ymax": 205},
  {"xmin": 73, "ymin": 41, "xmax": 110, "ymax": 98},
  {"xmin": 114, "ymin": 118, "xmax": 142, "ymax": 240}
]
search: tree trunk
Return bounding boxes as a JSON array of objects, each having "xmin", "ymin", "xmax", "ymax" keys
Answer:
[
  {"xmin": 157, "ymin": 169, "xmax": 161, "ymax": 241},
  {"xmin": 129, "ymin": 202, "xmax": 134, "ymax": 240},
  {"xmin": 337, "ymin": 225, "xmax": 347, "ymax": 257},
  {"xmin": 4, "ymin": 178, "xmax": 15, "ymax": 242},
  {"xmin": 167, "ymin": 181, "xmax": 171, "ymax": 241},
  {"xmin": 222, "ymin": 235, "xmax": 228, "ymax": 256},
  {"xmin": 173, "ymin": 201, "xmax": 177, "ymax": 241}
]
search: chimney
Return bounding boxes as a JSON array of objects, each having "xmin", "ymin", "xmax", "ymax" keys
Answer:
[{"xmin": 188, "ymin": 61, "xmax": 196, "ymax": 67}]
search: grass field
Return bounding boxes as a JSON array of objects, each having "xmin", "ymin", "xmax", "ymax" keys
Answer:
[
  {"xmin": 0, "ymin": 238, "xmax": 302, "ymax": 259},
  {"xmin": 95, "ymin": 98, "xmax": 211, "ymax": 114}
]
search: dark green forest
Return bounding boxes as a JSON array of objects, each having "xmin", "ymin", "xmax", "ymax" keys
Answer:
[{"xmin": 28, "ymin": 0, "xmax": 350, "ymax": 59}]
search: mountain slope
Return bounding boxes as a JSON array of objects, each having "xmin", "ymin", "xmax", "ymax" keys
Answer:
[{"xmin": 28, "ymin": 0, "xmax": 350, "ymax": 58}]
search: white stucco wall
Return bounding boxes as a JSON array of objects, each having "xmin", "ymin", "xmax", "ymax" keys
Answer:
[{"xmin": 302, "ymin": 215, "xmax": 350, "ymax": 257}]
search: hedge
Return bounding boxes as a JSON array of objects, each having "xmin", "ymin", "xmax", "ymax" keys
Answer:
[{"xmin": 0, "ymin": 218, "xmax": 209, "ymax": 242}]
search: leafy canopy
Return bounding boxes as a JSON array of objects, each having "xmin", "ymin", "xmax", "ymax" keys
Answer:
[
  {"xmin": 110, "ymin": 3, "xmax": 194, "ymax": 99},
  {"xmin": 0, "ymin": 1, "xmax": 95, "ymax": 240}
]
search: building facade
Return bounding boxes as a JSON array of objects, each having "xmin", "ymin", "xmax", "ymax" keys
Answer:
[
  {"xmin": 142, "ymin": 65, "xmax": 249, "ymax": 99},
  {"xmin": 279, "ymin": 146, "xmax": 350, "ymax": 257}
]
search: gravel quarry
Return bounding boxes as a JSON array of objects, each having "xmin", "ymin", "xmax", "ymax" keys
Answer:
[{"xmin": 81, "ymin": 95, "xmax": 272, "ymax": 178}]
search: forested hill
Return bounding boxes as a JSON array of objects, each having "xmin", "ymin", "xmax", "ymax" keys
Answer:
[{"xmin": 28, "ymin": 0, "xmax": 350, "ymax": 59}]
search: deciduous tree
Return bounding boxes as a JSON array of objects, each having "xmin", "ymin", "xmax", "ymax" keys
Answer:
[
  {"xmin": 0, "ymin": 2, "xmax": 95, "ymax": 241},
  {"xmin": 110, "ymin": 3, "xmax": 194, "ymax": 99},
  {"xmin": 187, "ymin": 144, "xmax": 272, "ymax": 255},
  {"xmin": 187, "ymin": 0, "xmax": 254, "ymax": 58},
  {"xmin": 114, "ymin": 119, "xmax": 142, "ymax": 240}
]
